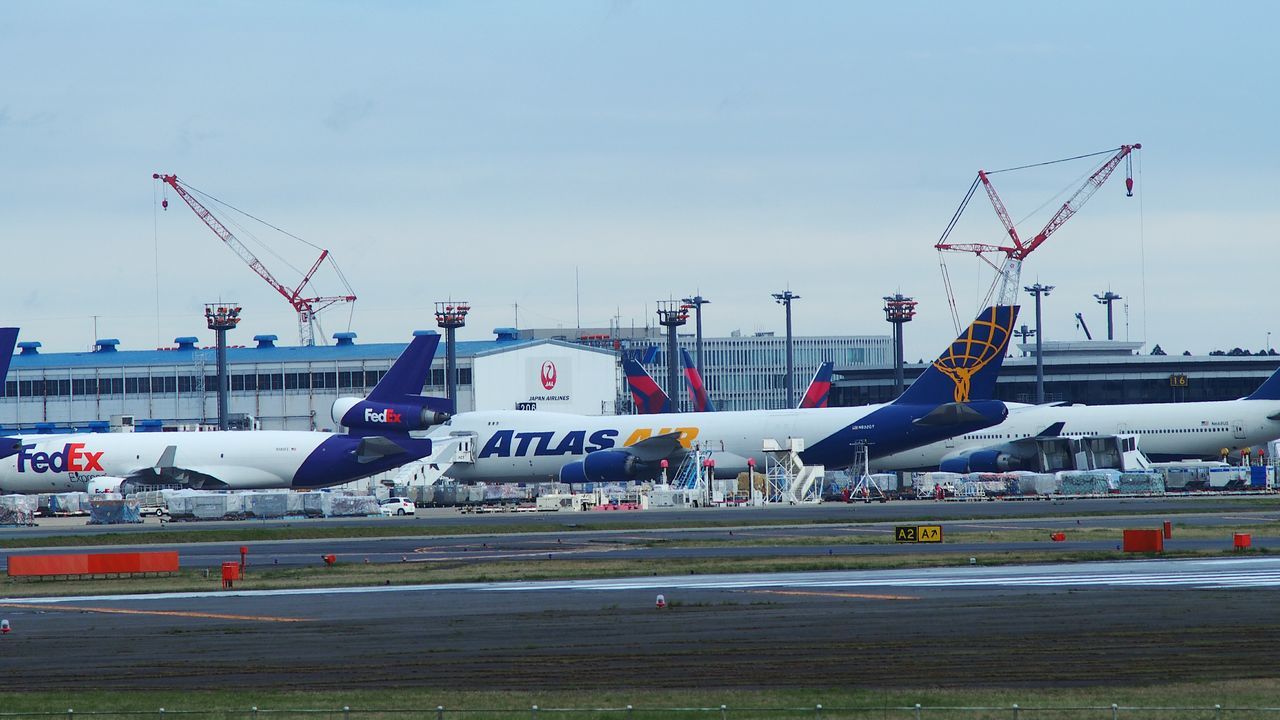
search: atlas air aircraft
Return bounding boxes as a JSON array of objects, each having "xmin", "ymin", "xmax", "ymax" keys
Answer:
[
  {"xmin": 438, "ymin": 306, "xmax": 1018, "ymax": 484},
  {"xmin": 0, "ymin": 331, "xmax": 451, "ymax": 495},
  {"xmin": 873, "ymin": 368, "xmax": 1280, "ymax": 473}
]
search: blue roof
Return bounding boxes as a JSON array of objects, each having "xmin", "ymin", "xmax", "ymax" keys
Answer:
[{"xmin": 5, "ymin": 335, "xmax": 604, "ymax": 370}]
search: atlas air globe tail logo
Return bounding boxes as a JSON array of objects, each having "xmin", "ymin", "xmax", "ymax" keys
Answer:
[
  {"xmin": 932, "ymin": 306, "xmax": 1016, "ymax": 403},
  {"xmin": 540, "ymin": 361, "xmax": 558, "ymax": 390}
]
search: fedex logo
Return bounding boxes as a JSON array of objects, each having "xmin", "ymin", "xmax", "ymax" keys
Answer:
[
  {"xmin": 364, "ymin": 407, "xmax": 403, "ymax": 424},
  {"xmin": 17, "ymin": 443, "xmax": 105, "ymax": 474}
]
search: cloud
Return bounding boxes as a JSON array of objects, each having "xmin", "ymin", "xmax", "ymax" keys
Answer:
[{"xmin": 325, "ymin": 94, "xmax": 375, "ymax": 133}]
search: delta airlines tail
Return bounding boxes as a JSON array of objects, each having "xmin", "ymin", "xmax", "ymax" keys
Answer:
[
  {"xmin": 798, "ymin": 362, "xmax": 833, "ymax": 409},
  {"xmin": 623, "ymin": 358, "xmax": 672, "ymax": 414},
  {"xmin": 680, "ymin": 349, "xmax": 716, "ymax": 413}
]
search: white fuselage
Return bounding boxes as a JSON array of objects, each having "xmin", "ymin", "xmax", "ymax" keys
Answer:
[
  {"xmin": 0, "ymin": 431, "xmax": 328, "ymax": 494},
  {"xmin": 873, "ymin": 398, "xmax": 1280, "ymax": 472},
  {"xmin": 435, "ymin": 404, "xmax": 897, "ymax": 483}
]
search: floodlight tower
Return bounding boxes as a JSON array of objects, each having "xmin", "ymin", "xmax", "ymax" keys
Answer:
[
  {"xmin": 772, "ymin": 290, "xmax": 801, "ymax": 408},
  {"xmin": 1024, "ymin": 283, "xmax": 1053, "ymax": 403},
  {"xmin": 882, "ymin": 294, "xmax": 918, "ymax": 398},
  {"xmin": 680, "ymin": 294, "xmax": 711, "ymax": 376},
  {"xmin": 656, "ymin": 301, "xmax": 690, "ymax": 412},
  {"xmin": 1094, "ymin": 290, "xmax": 1122, "ymax": 340},
  {"xmin": 1014, "ymin": 324, "xmax": 1036, "ymax": 356},
  {"xmin": 204, "ymin": 303, "xmax": 242, "ymax": 430},
  {"xmin": 435, "ymin": 301, "xmax": 470, "ymax": 408}
]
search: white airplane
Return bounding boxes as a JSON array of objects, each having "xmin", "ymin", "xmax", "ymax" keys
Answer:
[
  {"xmin": 435, "ymin": 306, "xmax": 1019, "ymax": 484},
  {"xmin": 0, "ymin": 330, "xmax": 452, "ymax": 494},
  {"xmin": 872, "ymin": 369, "xmax": 1280, "ymax": 473}
]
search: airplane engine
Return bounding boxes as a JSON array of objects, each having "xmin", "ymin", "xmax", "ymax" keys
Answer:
[
  {"xmin": 87, "ymin": 476, "xmax": 128, "ymax": 494},
  {"xmin": 939, "ymin": 449, "xmax": 1022, "ymax": 474},
  {"xmin": 559, "ymin": 450, "xmax": 640, "ymax": 484},
  {"xmin": 332, "ymin": 397, "xmax": 451, "ymax": 432}
]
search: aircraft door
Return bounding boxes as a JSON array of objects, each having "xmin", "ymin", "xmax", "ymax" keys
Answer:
[{"xmin": 1233, "ymin": 420, "xmax": 1246, "ymax": 440}]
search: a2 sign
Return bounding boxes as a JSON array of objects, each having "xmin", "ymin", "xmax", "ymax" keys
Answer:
[{"xmin": 894, "ymin": 525, "xmax": 943, "ymax": 543}]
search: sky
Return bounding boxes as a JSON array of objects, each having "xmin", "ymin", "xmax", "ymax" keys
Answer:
[{"xmin": 2, "ymin": 1, "xmax": 1277, "ymax": 361}]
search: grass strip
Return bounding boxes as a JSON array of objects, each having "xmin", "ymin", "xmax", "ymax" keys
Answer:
[{"xmin": 3, "ymin": 680, "xmax": 1280, "ymax": 716}]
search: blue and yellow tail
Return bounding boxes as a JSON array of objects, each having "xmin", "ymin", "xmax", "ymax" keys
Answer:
[{"xmin": 893, "ymin": 306, "xmax": 1018, "ymax": 406}]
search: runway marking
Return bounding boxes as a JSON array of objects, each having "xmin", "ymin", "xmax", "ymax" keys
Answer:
[
  {"xmin": 748, "ymin": 589, "xmax": 918, "ymax": 601},
  {"xmin": 0, "ymin": 602, "xmax": 309, "ymax": 623}
]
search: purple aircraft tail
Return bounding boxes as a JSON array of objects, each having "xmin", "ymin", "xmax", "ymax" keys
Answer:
[
  {"xmin": 798, "ymin": 361, "xmax": 833, "ymax": 409},
  {"xmin": 0, "ymin": 328, "xmax": 17, "ymax": 386},
  {"xmin": 624, "ymin": 358, "xmax": 671, "ymax": 414},
  {"xmin": 680, "ymin": 349, "xmax": 716, "ymax": 413},
  {"xmin": 335, "ymin": 331, "xmax": 453, "ymax": 434}
]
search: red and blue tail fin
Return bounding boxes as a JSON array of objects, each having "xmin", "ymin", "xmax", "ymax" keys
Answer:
[
  {"xmin": 680, "ymin": 349, "xmax": 716, "ymax": 413},
  {"xmin": 623, "ymin": 358, "xmax": 671, "ymax": 414},
  {"xmin": 894, "ymin": 305, "xmax": 1018, "ymax": 406},
  {"xmin": 798, "ymin": 361, "xmax": 833, "ymax": 409}
]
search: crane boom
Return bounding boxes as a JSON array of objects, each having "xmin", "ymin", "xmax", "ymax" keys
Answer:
[
  {"xmin": 934, "ymin": 143, "xmax": 1140, "ymax": 327},
  {"xmin": 153, "ymin": 173, "xmax": 356, "ymax": 346}
]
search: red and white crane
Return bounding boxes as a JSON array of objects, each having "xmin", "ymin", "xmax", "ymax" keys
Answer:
[
  {"xmin": 154, "ymin": 173, "xmax": 357, "ymax": 346},
  {"xmin": 934, "ymin": 144, "xmax": 1140, "ymax": 330}
]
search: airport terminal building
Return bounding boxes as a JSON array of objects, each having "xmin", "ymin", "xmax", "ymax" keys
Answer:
[
  {"xmin": 0, "ymin": 330, "xmax": 619, "ymax": 432},
  {"xmin": 832, "ymin": 340, "xmax": 1280, "ymax": 407}
]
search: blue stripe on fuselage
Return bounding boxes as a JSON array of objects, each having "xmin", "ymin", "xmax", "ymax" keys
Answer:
[{"xmin": 801, "ymin": 401, "xmax": 1007, "ymax": 468}]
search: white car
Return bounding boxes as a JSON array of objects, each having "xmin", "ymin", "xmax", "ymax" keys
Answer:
[{"xmin": 379, "ymin": 498, "xmax": 415, "ymax": 516}]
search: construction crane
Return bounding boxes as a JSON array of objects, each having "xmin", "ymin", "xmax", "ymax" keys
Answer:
[
  {"xmin": 1075, "ymin": 312, "xmax": 1094, "ymax": 340},
  {"xmin": 935, "ymin": 143, "xmax": 1140, "ymax": 331},
  {"xmin": 154, "ymin": 173, "xmax": 356, "ymax": 346}
]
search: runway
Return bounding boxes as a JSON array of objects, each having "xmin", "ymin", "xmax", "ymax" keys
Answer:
[{"xmin": 4, "ymin": 557, "xmax": 1280, "ymax": 690}]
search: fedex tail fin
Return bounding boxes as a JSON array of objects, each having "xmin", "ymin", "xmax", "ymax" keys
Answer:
[
  {"xmin": 0, "ymin": 328, "xmax": 17, "ymax": 386},
  {"xmin": 680, "ymin": 349, "xmax": 716, "ymax": 413},
  {"xmin": 623, "ymin": 358, "xmax": 671, "ymax": 414},
  {"xmin": 893, "ymin": 305, "xmax": 1018, "ymax": 406},
  {"xmin": 333, "ymin": 331, "xmax": 451, "ymax": 433},
  {"xmin": 798, "ymin": 361, "xmax": 833, "ymax": 409},
  {"xmin": 1245, "ymin": 367, "xmax": 1280, "ymax": 400}
]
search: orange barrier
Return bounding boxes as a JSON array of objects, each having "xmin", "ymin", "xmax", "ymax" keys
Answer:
[
  {"xmin": 1122, "ymin": 529, "xmax": 1164, "ymax": 553},
  {"xmin": 1234, "ymin": 533, "xmax": 1252, "ymax": 550},
  {"xmin": 8, "ymin": 551, "xmax": 179, "ymax": 578}
]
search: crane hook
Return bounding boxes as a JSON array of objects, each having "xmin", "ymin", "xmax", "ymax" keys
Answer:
[{"xmin": 162, "ymin": 198, "xmax": 168, "ymax": 210}]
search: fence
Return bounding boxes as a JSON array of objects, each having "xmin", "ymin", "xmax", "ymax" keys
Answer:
[{"xmin": 2, "ymin": 705, "xmax": 1280, "ymax": 720}]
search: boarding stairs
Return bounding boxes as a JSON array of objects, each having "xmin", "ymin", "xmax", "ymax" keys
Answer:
[
  {"xmin": 387, "ymin": 433, "xmax": 475, "ymax": 488},
  {"xmin": 762, "ymin": 438, "xmax": 825, "ymax": 504}
]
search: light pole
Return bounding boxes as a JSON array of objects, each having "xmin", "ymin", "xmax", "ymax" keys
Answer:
[
  {"xmin": 204, "ymin": 303, "xmax": 242, "ymax": 431},
  {"xmin": 882, "ymin": 294, "xmax": 917, "ymax": 398},
  {"xmin": 680, "ymin": 295, "xmax": 711, "ymax": 377},
  {"xmin": 656, "ymin": 301, "xmax": 689, "ymax": 412},
  {"xmin": 772, "ymin": 290, "xmax": 801, "ymax": 408},
  {"xmin": 434, "ymin": 301, "xmax": 470, "ymax": 409},
  {"xmin": 1024, "ymin": 283, "xmax": 1053, "ymax": 403},
  {"xmin": 1094, "ymin": 290, "xmax": 1122, "ymax": 340}
]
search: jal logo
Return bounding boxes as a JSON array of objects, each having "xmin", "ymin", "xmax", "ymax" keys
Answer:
[
  {"xmin": 17, "ymin": 443, "xmax": 105, "ymax": 474},
  {"xmin": 364, "ymin": 407, "xmax": 403, "ymax": 424},
  {"xmin": 540, "ymin": 361, "xmax": 557, "ymax": 390}
]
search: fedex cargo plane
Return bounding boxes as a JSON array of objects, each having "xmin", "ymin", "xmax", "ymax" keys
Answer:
[
  {"xmin": 436, "ymin": 306, "xmax": 1018, "ymax": 484},
  {"xmin": 0, "ymin": 331, "xmax": 451, "ymax": 494}
]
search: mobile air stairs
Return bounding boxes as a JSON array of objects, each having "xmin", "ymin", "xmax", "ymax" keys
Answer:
[{"xmin": 761, "ymin": 438, "xmax": 826, "ymax": 504}]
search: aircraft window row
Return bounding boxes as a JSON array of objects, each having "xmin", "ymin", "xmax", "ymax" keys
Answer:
[{"xmin": 0, "ymin": 367, "xmax": 475, "ymax": 399}]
